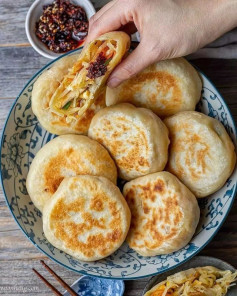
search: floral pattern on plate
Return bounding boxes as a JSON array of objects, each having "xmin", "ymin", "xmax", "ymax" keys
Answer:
[
  {"xmin": 1, "ymin": 48, "xmax": 237, "ymax": 279},
  {"xmin": 63, "ymin": 276, "xmax": 124, "ymax": 296}
]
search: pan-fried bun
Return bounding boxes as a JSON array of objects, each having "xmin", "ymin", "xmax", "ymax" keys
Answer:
[
  {"xmin": 88, "ymin": 103, "xmax": 170, "ymax": 180},
  {"xmin": 123, "ymin": 171, "xmax": 200, "ymax": 256},
  {"xmin": 49, "ymin": 32, "xmax": 130, "ymax": 123},
  {"xmin": 43, "ymin": 176, "xmax": 131, "ymax": 261},
  {"xmin": 26, "ymin": 135, "xmax": 117, "ymax": 211},
  {"xmin": 106, "ymin": 58, "xmax": 202, "ymax": 118},
  {"xmin": 164, "ymin": 111, "xmax": 236, "ymax": 198},
  {"xmin": 32, "ymin": 54, "xmax": 106, "ymax": 135}
]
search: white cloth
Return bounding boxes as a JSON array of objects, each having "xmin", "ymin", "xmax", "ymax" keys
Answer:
[
  {"xmin": 136, "ymin": 28, "xmax": 237, "ymax": 59},
  {"xmin": 188, "ymin": 28, "xmax": 237, "ymax": 59}
]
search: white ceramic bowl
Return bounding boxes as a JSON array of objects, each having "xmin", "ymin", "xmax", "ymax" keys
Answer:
[
  {"xmin": 1, "ymin": 48, "xmax": 237, "ymax": 279},
  {"xmin": 25, "ymin": 0, "xmax": 96, "ymax": 59}
]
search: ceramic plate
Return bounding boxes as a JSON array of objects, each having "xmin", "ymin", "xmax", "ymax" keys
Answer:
[
  {"xmin": 1, "ymin": 47, "xmax": 237, "ymax": 279},
  {"xmin": 63, "ymin": 276, "xmax": 124, "ymax": 296},
  {"xmin": 143, "ymin": 256, "xmax": 237, "ymax": 295}
]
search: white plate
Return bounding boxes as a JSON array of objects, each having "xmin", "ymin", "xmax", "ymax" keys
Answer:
[{"xmin": 1, "ymin": 48, "xmax": 237, "ymax": 279}]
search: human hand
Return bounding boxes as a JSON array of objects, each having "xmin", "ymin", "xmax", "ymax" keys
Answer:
[{"xmin": 86, "ymin": 0, "xmax": 237, "ymax": 87}]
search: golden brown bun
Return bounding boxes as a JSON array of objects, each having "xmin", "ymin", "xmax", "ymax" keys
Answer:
[
  {"xmin": 32, "ymin": 31, "xmax": 130, "ymax": 135},
  {"xmin": 106, "ymin": 58, "xmax": 202, "ymax": 118},
  {"xmin": 32, "ymin": 54, "xmax": 106, "ymax": 135},
  {"xmin": 123, "ymin": 171, "xmax": 200, "ymax": 256},
  {"xmin": 164, "ymin": 111, "xmax": 236, "ymax": 197},
  {"xmin": 26, "ymin": 135, "xmax": 117, "ymax": 211},
  {"xmin": 88, "ymin": 103, "xmax": 170, "ymax": 180},
  {"xmin": 49, "ymin": 31, "xmax": 131, "ymax": 121},
  {"xmin": 43, "ymin": 175, "xmax": 131, "ymax": 261}
]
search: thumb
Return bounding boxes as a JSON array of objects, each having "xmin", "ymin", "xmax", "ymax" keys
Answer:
[{"xmin": 107, "ymin": 42, "xmax": 157, "ymax": 88}]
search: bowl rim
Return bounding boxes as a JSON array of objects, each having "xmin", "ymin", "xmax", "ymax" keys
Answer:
[
  {"xmin": 1, "ymin": 47, "xmax": 237, "ymax": 280},
  {"xmin": 25, "ymin": 0, "xmax": 96, "ymax": 59},
  {"xmin": 142, "ymin": 255, "xmax": 237, "ymax": 295}
]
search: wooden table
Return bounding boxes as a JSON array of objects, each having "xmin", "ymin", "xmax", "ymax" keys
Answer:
[{"xmin": 0, "ymin": 0, "xmax": 237, "ymax": 295}]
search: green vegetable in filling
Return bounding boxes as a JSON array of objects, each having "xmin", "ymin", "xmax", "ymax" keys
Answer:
[
  {"xmin": 62, "ymin": 101, "xmax": 72, "ymax": 110},
  {"xmin": 104, "ymin": 57, "xmax": 112, "ymax": 66}
]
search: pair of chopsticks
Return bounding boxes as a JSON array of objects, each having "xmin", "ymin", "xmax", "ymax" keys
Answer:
[{"xmin": 32, "ymin": 260, "xmax": 77, "ymax": 296}]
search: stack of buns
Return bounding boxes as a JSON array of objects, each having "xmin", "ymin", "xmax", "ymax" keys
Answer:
[{"xmin": 27, "ymin": 32, "xmax": 236, "ymax": 262}]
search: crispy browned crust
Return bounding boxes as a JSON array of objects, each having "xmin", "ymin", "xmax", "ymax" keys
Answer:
[{"xmin": 43, "ymin": 176, "xmax": 131, "ymax": 261}]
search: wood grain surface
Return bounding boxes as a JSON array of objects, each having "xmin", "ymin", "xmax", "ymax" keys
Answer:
[{"xmin": 0, "ymin": 0, "xmax": 237, "ymax": 295}]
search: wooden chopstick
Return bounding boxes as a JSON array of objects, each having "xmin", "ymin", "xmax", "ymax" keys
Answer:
[
  {"xmin": 40, "ymin": 260, "xmax": 78, "ymax": 296},
  {"xmin": 32, "ymin": 268, "xmax": 63, "ymax": 296}
]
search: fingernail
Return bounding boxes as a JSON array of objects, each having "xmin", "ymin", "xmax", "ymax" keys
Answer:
[{"xmin": 107, "ymin": 77, "xmax": 121, "ymax": 88}]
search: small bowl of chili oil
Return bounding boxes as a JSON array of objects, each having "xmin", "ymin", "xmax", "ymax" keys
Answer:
[{"xmin": 25, "ymin": 0, "xmax": 95, "ymax": 59}]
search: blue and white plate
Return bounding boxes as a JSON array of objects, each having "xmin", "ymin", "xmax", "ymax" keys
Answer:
[
  {"xmin": 1, "ymin": 48, "xmax": 237, "ymax": 279},
  {"xmin": 63, "ymin": 276, "xmax": 124, "ymax": 296}
]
